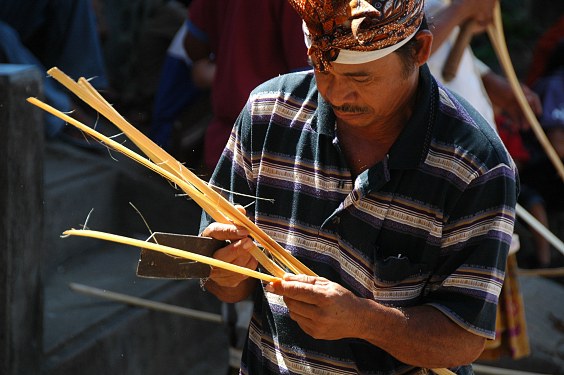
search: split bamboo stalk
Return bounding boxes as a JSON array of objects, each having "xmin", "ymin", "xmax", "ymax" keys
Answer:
[
  {"xmin": 27, "ymin": 97, "xmax": 286, "ymax": 278},
  {"xmin": 44, "ymin": 68, "xmax": 315, "ymax": 277},
  {"xmin": 64, "ymin": 229, "xmax": 279, "ymax": 283},
  {"xmin": 487, "ymin": 3, "xmax": 564, "ymax": 182}
]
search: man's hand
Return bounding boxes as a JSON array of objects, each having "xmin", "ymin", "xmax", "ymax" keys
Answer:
[
  {"xmin": 201, "ymin": 219, "xmax": 258, "ymax": 288},
  {"xmin": 200, "ymin": 206, "xmax": 259, "ymax": 302},
  {"xmin": 266, "ymin": 274, "xmax": 486, "ymax": 367},
  {"xmin": 429, "ymin": 0, "xmax": 497, "ymax": 53},
  {"xmin": 266, "ymin": 274, "xmax": 364, "ymax": 340},
  {"xmin": 452, "ymin": 0, "xmax": 496, "ymax": 34}
]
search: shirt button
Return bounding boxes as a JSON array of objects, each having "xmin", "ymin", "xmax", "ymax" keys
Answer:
[{"xmin": 332, "ymin": 216, "xmax": 340, "ymax": 225}]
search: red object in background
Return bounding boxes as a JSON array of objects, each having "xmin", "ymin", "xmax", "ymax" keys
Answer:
[{"xmin": 496, "ymin": 114, "xmax": 531, "ymax": 165}]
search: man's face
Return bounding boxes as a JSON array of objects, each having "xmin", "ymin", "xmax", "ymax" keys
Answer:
[{"xmin": 313, "ymin": 51, "xmax": 419, "ymax": 129}]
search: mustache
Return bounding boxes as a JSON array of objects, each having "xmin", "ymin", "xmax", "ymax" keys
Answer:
[{"xmin": 331, "ymin": 104, "xmax": 369, "ymax": 114}]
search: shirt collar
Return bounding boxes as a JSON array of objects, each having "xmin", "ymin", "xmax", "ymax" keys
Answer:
[
  {"xmin": 313, "ymin": 89, "xmax": 337, "ymax": 137},
  {"xmin": 388, "ymin": 64, "xmax": 436, "ymax": 169}
]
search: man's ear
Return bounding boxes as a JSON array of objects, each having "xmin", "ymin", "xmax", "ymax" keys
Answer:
[{"xmin": 413, "ymin": 30, "xmax": 433, "ymax": 67}]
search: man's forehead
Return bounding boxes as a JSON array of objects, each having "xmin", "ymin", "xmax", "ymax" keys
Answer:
[{"xmin": 313, "ymin": 53, "xmax": 395, "ymax": 75}]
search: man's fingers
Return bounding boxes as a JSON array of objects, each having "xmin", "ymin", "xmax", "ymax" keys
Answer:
[
  {"xmin": 283, "ymin": 273, "xmax": 318, "ymax": 284},
  {"xmin": 523, "ymin": 88, "xmax": 543, "ymax": 116},
  {"xmin": 201, "ymin": 222, "xmax": 249, "ymax": 240},
  {"xmin": 266, "ymin": 275, "xmax": 330, "ymax": 304},
  {"xmin": 213, "ymin": 238, "xmax": 255, "ymax": 262}
]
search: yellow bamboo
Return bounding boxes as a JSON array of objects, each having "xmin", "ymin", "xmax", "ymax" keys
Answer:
[
  {"xmin": 44, "ymin": 68, "xmax": 315, "ymax": 276},
  {"xmin": 487, "ymin": 3, "xmax": 564, "ymax": 182},
  {"xmin": 27, "ymin": 97, "xmax": 286, "ymax": 278},
  {"xmin": 63, "ymin": 229, "xmax": 280, "ymax": 283}
]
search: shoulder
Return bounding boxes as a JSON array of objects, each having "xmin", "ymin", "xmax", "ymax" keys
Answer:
[
  {"xmin": 243, "ymin": 71, "xmax": 319, "ymax": 123},
  {"xmin": 250, "ymin": 70, "xmax": 317, "ymax": 100},
  {"xmin": 429, "ymin": 83, "xmax": 517, "ymax": 184}
]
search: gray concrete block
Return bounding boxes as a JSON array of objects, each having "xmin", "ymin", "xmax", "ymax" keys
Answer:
[
  {"xmin": 0, "ymin": 64, "xmax": 44, "ymax": 375},
  {"xmin": 43, "ymin": 278, "xmax": 228, "ymax": 375}
]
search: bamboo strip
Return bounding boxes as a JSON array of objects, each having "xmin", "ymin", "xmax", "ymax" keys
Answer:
[
  {"xmin": 487, "ymin": 4, "xmax": 564, "ymax": 182},
  {"xmin": 63, "ymin": 229, "xmax": 280, "ymax": 283},
  {"xmin": 44, "ymin": 68, "xmax": 315, "ymax": 277},
  {"xmin": 517, "ymin": 266, "xmax": 564, "ymax": 278},
  {"xmin": 516, "ymin": 203, "xmax": 564, "ymax": 256},
  {"xmin": 69, "ymin": 282, "xmax": 223, "ymax": 323}
]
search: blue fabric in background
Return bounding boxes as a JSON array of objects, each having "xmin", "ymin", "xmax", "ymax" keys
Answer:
[{"xmin": 0, "ymin": 0, "xmax": 108, "ymax": 137}]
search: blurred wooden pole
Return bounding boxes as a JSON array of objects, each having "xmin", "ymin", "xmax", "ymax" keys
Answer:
[{"xmin": 442, "ymin": 21, "xmax": 475, "ymax": 82}]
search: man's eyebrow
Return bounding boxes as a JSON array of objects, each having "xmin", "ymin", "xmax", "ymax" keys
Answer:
[{"xmin": 341, "ymin": 71, "xmax": 370, "ymax": 77}]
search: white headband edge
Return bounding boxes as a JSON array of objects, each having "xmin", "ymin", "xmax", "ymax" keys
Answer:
[{"xmin": 303, "ymin": 22, "xmax": 419, "ymax": 65}]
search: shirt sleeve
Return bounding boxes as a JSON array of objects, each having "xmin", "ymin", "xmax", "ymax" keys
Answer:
[{"xmin": 425, "ymin": 163, "xmax": 517, "ymax": 339}]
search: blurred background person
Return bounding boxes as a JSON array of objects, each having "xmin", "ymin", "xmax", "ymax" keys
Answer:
[
  {"xmin": 180, "ymin": 0, "xmax": 309, "ymax": 176},
  {"xmin": 0, "ymin": 0, "xmax": 109, "ymax": 141}
]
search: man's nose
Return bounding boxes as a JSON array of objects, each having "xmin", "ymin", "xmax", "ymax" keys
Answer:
[{"xmin": 324, "ymin": 77, "xmax": 354, "ymax": 107}]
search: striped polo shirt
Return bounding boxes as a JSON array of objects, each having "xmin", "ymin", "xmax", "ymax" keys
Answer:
[{"xmin": 204, "ymin": 65, "xmax": 518, "ymax": 374}]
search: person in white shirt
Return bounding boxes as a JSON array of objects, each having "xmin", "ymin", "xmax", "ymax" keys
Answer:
[{"xmin": 424, "ymin": 0, "xmax": 542, "ymax": 130}]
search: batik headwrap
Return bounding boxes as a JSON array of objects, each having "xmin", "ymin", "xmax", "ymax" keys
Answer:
[{"xmin": 287, "ymin": 0, "xmax": 424, "ymax": 71}]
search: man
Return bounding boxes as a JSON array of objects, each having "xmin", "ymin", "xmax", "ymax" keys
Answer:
[
  {"xmin": 424, "ymin": 0, "xmax": 542, "ymax": 131},
  {"xmin": 200, "ymin": 0, "xmax": 517, "ymax": 373}
]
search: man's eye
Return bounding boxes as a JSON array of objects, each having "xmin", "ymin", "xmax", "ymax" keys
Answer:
[{"xmin": 352, "ymin": 76, "xmax": 370, "ymax": 83}]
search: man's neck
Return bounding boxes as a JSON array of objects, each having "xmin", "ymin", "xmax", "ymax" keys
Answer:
[
  {"xmin": 336, "ymin": 97, "xmax": 415, "ymax": 177},
  {"xmin": 336, "ymin": 120, "xmax": 401, "ymax": 178}
]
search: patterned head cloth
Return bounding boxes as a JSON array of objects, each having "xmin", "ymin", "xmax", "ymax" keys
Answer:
[{"xmin": 288, "ymin": 0, "xmax": 424, "ymax": 71}]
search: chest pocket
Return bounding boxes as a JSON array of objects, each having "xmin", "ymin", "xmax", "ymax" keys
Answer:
[{"xmin": 371, "ymin": 246, "xmax": 433, "ymax": 306}]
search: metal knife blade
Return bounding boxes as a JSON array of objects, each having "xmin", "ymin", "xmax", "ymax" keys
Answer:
[{"xmin": 136, "ymin": 232, "xmax": 227, "ymax": 279}]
